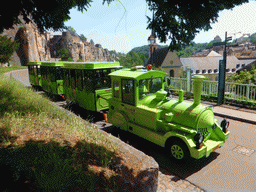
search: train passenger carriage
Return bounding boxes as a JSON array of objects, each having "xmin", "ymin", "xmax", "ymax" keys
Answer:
[
  {"xmin": 108, "ymin": 65, "xmax": 230, "ymax": 161},
  {"xmin": 41, "ymin": 62, "xmax": 64, "ymax": 96},
  {"xmin": 63, "ymin": 62, "xmax": 122, "ymax": 112},
  {"xmin": 27, "ymin": 61, "xmax": 42, "ymax": 88}
]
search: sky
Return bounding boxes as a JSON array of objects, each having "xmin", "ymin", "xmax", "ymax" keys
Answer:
[{"xmin": 62, "ymin": 0, "xmax": 256, "ymax": 54}]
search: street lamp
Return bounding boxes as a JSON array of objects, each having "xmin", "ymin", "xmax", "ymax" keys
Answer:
[{"xmin": 217, "ymin": 32, "xmax": 232, "ymax": 105}]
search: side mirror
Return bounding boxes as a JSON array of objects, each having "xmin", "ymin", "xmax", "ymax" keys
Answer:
[{"xmin": 166, "ymin": 77, "xmax": 171, "ymax": 86}]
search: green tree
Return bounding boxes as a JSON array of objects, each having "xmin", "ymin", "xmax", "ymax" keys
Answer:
[
  {"xmin": 1, "ymin": 0, "xmax": 248, "ymax": 51},
  {"xmin": 227, "ymin": 67, "xmax": 256, "ymax": 85},
  {"xmin": 250, "ymin": 34, "xmax": 256, "ymax": 45},
  {"xmin": 146, "ymin": 0, "xmax": 247, "ymax": 51},
  {"xmin": 58, "ymin": 47, "xmax": 70, "ymax": 61},
  {"xmin": 65, "ymin": 26, "xmax": 77, "ymax": 36},
  {"xmin": 119, "ymin": 51, "xmax": 143, "ymax": 68},
  {"xmin": 0, "ymin": 35, "xmax": 19, "ymax": 65},
  {"xmin": 80, "ymin": 34, "xmax": 87, "ymax": 42}
]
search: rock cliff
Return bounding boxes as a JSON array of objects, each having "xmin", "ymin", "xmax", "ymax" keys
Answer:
[
  {"xmin": 1, "ymin": 16, "xmax": 51, "ymax": 66},
  {"xmin": 1, "ymin": 17, "xmax": 112, "ymax": 66}
]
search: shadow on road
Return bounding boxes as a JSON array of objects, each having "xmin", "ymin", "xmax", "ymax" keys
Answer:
[{"xmin": 102, "ymin": 126, "xmax": 220, "ymax": 180}]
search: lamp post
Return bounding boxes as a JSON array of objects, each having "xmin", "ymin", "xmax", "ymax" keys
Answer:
[{"xmin": 217, "ymin": 32, "xmax": 232, "ymax": 105}]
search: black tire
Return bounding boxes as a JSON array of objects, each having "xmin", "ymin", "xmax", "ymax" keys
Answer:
[{"xmin": 167, "ymin": 140, "xmax": 190, "ymax": 162}]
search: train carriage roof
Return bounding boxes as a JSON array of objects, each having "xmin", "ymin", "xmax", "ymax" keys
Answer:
[
  {"xmin": 109, "ymin": 68, "xmax": 167, "ymax": 79},
  {"xmin": 41, "ymin": 62, "xmax": 65, "ymax": 67},
  {"xmin": 27, "ymin": 61, "xmax": 43, "ymax": 65},
  {"xmin": 63, "ymin": 62, "xmax": 121, "ymax": 69}
]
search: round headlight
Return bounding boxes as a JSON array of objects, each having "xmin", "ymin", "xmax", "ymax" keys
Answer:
[
  {"xmin": 221, "ymin": 119, "xmax": 229, "ymax": 133},
  {"xmin": 194, "ymin": 132, "xmax": 204, "ymax": 149}
]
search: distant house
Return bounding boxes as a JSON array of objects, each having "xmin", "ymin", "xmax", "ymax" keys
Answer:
[
  {"xmin": 146, "ymin": 47, "xmax": 183, "ymax": 77},
  {"xmin": 214, "ymin": 35, "xmax": 222, "ymax": 42},
  {"xmin": 180, "ymin": 50, "xmax": 256, "ymax": 80}
]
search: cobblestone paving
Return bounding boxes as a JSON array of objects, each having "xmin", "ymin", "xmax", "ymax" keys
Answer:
[{"xmin": 157, "ymin": 171, "xmax": 205, "ymax": 192}]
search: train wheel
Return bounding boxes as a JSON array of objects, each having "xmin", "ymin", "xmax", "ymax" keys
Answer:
[{"xmin": 168, "ymin": 140, "xmax": 190, "ymax": 162}]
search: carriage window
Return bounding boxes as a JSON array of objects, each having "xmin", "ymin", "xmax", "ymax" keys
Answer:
[
  {"xmin": 76, "ymin": 69, "xmax": 83, "ymax": 91},
  {"xmin": 64, "ymin": 69, "xmax": 70, "ymax": 87},
  {"xmin": 113, "ymin": 81, "xmax": 119, "ymax": 98},
  {"xmin": 37, "ymin": 66, "xmax": 41, "ymax": 75},
  {"xmin": 139, "ymin": 77, "xmax": 162, "ymax": 100},
  {"xmin": 49, "ymin": 67, "xmax": 55, "ymax": 82},
  {"xmin": 94, "ymin": 69, "xmax": 112, "ymax": 90},
  {"xmin": 56, "ymin": 67, "xmax": 63, "ymax": 80},
  {"xmin": 122, "ymin": 79, "xmax": 135, "ymax": 105},
  {"xmin": 70, "ymin": 69, "xmax": 76, "ymax": 88},
  {"xmin": 33, "ymin": 66, "xmax": 37, "ymax": 76},
  {"xmin": 84, "ymin": 70, "xmax": 94, "ymax": 92}
]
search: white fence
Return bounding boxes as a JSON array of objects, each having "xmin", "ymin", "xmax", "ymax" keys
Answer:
[{"xmin": 169, "ymin": 77, "xmax": 256, "ymax": 103}]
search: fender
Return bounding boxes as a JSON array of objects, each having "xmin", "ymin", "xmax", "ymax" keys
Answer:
[
  {"xmin": 108, "ymin": 110, "xmax": 129, "ymax": 131},
  {"xmin": 163, "ymin": 132, "xmax": 196, "ymax": 153}
]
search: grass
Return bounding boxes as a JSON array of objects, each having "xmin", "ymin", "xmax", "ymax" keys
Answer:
[
  {"xmin": 0, "ymin": 74, "xmax": 122, "ymax": 191},
  {"xmin": 0, "ymin": 65, "xmax": 27, "ymax": 75}
]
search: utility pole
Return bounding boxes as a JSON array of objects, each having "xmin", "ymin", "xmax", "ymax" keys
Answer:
[{"xmin": 217, "ymin": 32, "xmax": 232, "ymax": 105}]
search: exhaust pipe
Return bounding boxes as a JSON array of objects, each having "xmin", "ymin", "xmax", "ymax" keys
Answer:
[{"xmin": 192, "ymin": 75, "xmax": 205, "ymax": 106}]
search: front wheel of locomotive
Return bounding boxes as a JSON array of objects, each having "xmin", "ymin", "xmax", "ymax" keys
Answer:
[{"xmin": 167, "ymin": 140, "xmax": 190, "ymax": 162}]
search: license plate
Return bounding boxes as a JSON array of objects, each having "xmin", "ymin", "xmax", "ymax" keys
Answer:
[{"xmin": 212, "ymin": 144, "xmax": 220, "ymax": 152}]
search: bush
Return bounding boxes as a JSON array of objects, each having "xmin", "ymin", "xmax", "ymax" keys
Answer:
[{"xmin": 0, "ymin": 35, "xmax": 19, "ymax": 65}]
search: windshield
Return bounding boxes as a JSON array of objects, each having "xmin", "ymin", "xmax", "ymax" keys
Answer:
[{"xmin": 139, "ymin": 77, "xmax": 162, "ymax": 100}]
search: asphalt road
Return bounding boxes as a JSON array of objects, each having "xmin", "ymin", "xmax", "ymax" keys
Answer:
[
  {"xmin": 103, "ymin": 117, "xmax": 256, "ymax": 192},
  {"xmin": 8, "ymin": 69, "xmax": 256, "ymax": 192},
  {"xmin": 5, "ymin": 69, "xmax": 31, "ymax": 87}
]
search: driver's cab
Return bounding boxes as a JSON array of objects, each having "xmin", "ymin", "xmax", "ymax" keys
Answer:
[{"xmin": 108, "ymin": 66, "xmax": 167, "ymax": 130}]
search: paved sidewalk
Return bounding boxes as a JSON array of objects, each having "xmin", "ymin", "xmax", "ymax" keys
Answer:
[
  {"xmin": 212, "ymin": 105, "xmax": 256, "ymax": 124},
  {"xmin": 175, "ymin": 96, "xmax": 256, "ymax": 125}
]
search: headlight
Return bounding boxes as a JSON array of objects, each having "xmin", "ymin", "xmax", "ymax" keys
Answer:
[
  {"xmin": 194, "ymin": 132, "xmax": 204, "ymax": 149},
  {"xmin": 220, "ymin": 119, "xmax": 229, "ymax": 133}
]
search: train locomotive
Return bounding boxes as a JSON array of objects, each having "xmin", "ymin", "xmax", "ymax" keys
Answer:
[
  {"xmin": 27, "ymin": 61, "xmax": 230, "ymax": 161},
  {"xmin": 108, "ymin": 65, "xmax": 230, "ymax": 161}
]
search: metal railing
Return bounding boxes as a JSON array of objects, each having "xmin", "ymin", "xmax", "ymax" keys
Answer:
[{"xmin": 169, "ymin": 77, "xmax": 256, "ymax": 103}]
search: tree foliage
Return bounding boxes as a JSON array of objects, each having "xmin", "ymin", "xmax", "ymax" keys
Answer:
[
  {"xmin": 1, "ymin": 0, "xmax": 248, "ymax": 51},
  {"xmin": 0, "ymin": 35, "xmax": 19, "ymax": 65},
  {"xmin": 250, "ymin": 33, "xmax": 256, "ymax": 45},
  {"xmin": 146, "ymin": 0, "xmax": 248, "ymax": 51},
  {"xmin": 58, "ymin": 47, "xmax": 71, "ymax": 61},
  {"xmin": 80, "ymin": 34, "xmax": 87, "ymax": 42},
  {"xmin": 64, "ymin": 26, "xmax": 77, "ymax": 36},
  {"xmin": 119, "ymin": 51, "xmax": 144, "ymax": 68},
  {"xmin": 227, "ymin": 67, "xmax": 256, "ymax": 84}
]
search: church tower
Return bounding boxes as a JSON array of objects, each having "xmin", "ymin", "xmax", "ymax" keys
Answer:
[{"xmin": 147, "ymin": 11, "xmax": 158, "ymax": 65}]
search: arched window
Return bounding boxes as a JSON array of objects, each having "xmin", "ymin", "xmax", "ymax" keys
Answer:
[{"xmin": 169, "ymin": 70, "xmax": 174, "ymax": 77}]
